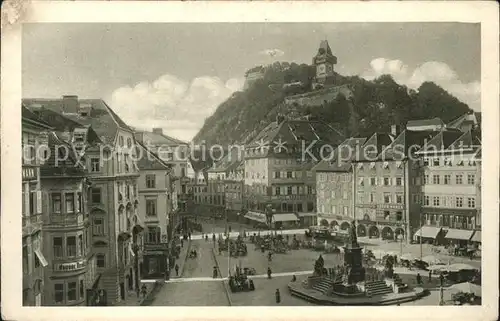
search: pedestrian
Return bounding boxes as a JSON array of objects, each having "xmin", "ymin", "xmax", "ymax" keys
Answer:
[
  {"xmin": 275, "ymin": 289, "xmax": 281, "ymax": 304},
  {"xmin": 439, "ymin": 273, "xmax": 444, "ymax": 287},
  {"xmin": 213, "ymin": 233, "xmax": 216, "ymax": 243},
  {"xmin": 416, "ymin": 273, "xmax": 422, "ymax": 285},
  {"xmin": 292, "ymin": 275, "xmax": 297, "ymax": 282},
  {"xmin": 205, "ymin": 234, "xmax": 208, "ymax": 242},
  {"xmin": 181, "ymin": 239, "xmax": 184, "ymax": 248},
  {"xmin": 188, "ymin": 232, "xmax": 191, "ymax": 240},
  {"xmin": 175, "ymin": 264, "xmax": 179, "ymax": 276},
  {"xmin": 267, "ymin": 267, "xmax": 272, "ymax": 279},
  {"xmin": 213, "ymin": 266, "xmax": 218, "ymax": 278},
  {"xmin": 428, "ymin": 270, "xmax": 432, "ymax": 283}
]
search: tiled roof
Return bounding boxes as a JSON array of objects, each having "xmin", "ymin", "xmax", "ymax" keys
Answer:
[
  {"xmin": 406, "ymin": 117, "xmax": 444, "ymax": 128},
  {"xmin": 23, "ymin": 98, "xmax": 132, "ymax": 145},
  {"xmin": 39, "ymin": 131, "xmax": 85, "ymax": 177},
  {"xmin": 21, "ymin": 105, "xmax": 53, "ymax": 129},
  {"xmin": 248, "ymin": 119, "xmax": 344, "ymax": 156},
  {"xmin": 313, "ymin": 137, "xmax": 367, "ymax": 172},
  {"xmin": 135, "ymin": 141, "xmax": 172, "ymax": 171},
  {"xmin": 318, "ymin": 40, "xmax": 333, "ymax": 56},
  {"xmin": 135, "ymin": 130, "xmax": 187, "ymax": 146},
  {"xmin": 209, "ymin": 148, "xmax": 244, "ymax": 173},
  {"xmin": 419, "ymin": 130, "xmax": 464, "ymax": 152},
  {"xmin": 355, "ymin": 133, "xmax": 393, "ymax": 162},
  {"xmin": 381, "ymin": 130, "xmax": 438, "ymax": 160}
]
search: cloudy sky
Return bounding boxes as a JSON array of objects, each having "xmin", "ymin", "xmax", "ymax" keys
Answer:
[{"xmin": 22, "ymin": 23, "xmax": 480, "ymax": 142}]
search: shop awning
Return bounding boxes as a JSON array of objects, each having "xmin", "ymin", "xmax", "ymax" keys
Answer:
[
  {"xmin": 34, "ymin": 249, "xmax": 48, "ymax": 267},
  {"xmin": 297, "ymin": 212, "xmax": 317, "ymax": 217},
  {"xmin": 413, "ymin": 226, "xmax": 442, "ymax": 240},
  {"xmin": 470, "ymin": 231, "xmax": 481, "ymax": 243},
  {"xmin": 244, "ymin": 211, "xmax": 267, "ymax": 223},
  {"xmin": 445, "ymin": 228, "xmax": 474, "ymax": 241},
  {"xmin": 273, "ymin": 213, "xmax": 299, "ymax": 222}
]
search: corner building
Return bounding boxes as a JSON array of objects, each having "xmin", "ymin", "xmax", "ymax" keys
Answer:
[{"xmin": 24, "ymin": 96, "xmax": 142, "ymax": 305}]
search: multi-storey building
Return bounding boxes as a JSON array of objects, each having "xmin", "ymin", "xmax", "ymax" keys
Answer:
[
  {"xmin": 22, "ymin": 106, "xmax": 52, "ymax": 306},
  {"xmin": 224, "ymin": 160, "xmax": 245, "ymax": 222},
  {"xmin": 135, "ymin": 128, "xmax": 189, "ymax": 213},
  {"xmin": 242, "ymin": 116, "xmax": 344, "ymax": 228},
  {"xmin": 313, "ymin": 137, "xmax": 367, "ymax": 230},
  {"xmin": 351, "ymin": 128, "xmax": 439, "ymax": 243},
  {"xmin": 24, "ymin": 95, "xmax": 142, "ymax": 305},
  {"xmin": 135, "ymin": 141, "xmax": 176, "ymax": 279},
  {"xmin": 415, "ymin": 130, "xmax": 482, "ymax": 246}
]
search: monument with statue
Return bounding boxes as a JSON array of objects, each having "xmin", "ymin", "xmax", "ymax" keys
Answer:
[{"xmin": 288, "ymin": 220, "xmax": 426, "ymax": 305}]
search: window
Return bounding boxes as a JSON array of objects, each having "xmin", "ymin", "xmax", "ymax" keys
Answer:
[
  {"xmin": 77, "ymin": 193, "xmax": 82, "ymax": 213},
  {"xmin": 23, "ymin": 246, "xmax": 28, "ymax": 274},
  {"xmin": 433, "ymin": 158, "xmax": 440, "ymax": 166},
  {"xmin": 119, "ymin": 136, "xmax": 124, "ymax": 146},
  {"xmin": 384, "ymin": 211, "xmax": 390, "ymax": 220},
  {"xmin": 91, "ymin": 188, "xmax": 101, "ymax": 204},
  {"xmin": 96, "ymin": 254, "xmax": 105, "ymax": 268},
  {"xmin": 67, "ymin": 282, "xmax": 77, "ymax": 301},
  {"xmin": 181, "ymin": 168, "xmax": 186, "ymax": 177},
  {"xmin": 54, "ymin": 284, "xmax": 64, "ymax": 303},
  {"xmin": 78, "ymin": 235, "xmax": 83, "ymax": 256},
  {"xmin": 396, "ymin": 211, "xmax": 403, "ymax": 221},
  {"xmin": 396, "ymin": 177, "xmax": 402, "ymax": 186},
  {"xmin": 275, "ymin": 187, "xmax": 281, "ymax": 196},
  {"xmin": 307, "ymin": 202, "xmax": 314, "ymax": 212},
  {"xmin": 52, "ymin": 193, "xmax": 62, "ymax": 213},
  {"xmin": 383, "ymin": 177, "xmax": 390, "ymax": 186},
  {"xmin": 91, "ymin": 158, "xmax": 100, "ymax": 172},
  {"xmin": 467, "ymin": 174, "xmax": 475, "ymax": 185},
  {"xmin": 358, "ymin": 177, "xmax": 364, "ymax": 186},
  {"xmin": 146, "ymin": 175, "xmax": 156, "ymax": 188},
  {"xmin": 455, "ymin": 197, "xmax": 463, "ymax": 208},
  {"xmin": 34, "ymin": 250, "xmax": 40, "ymax": 268},
  {"xmin": 79, "ymin": 280, "xmax": 84, "ymax": 299},
  {"xmin": 331, "ymin": 205, "xmax": 336, "ymax": 214},
  {"xmin": 423, "ymin": 158, "xmax": 429, "ymax": 166},
  {"xmin": 307, "ymin": 171, "xmax": 313, "ymax": 178},
  {"xmin": 274, "ymin": 171, "xmax": 280, "ymax": 179},
  {"xmin": 307, "ymin": 186, "xmax": 313, "ymax": 195},
  {"xmin": 432, "ymin": 175, "xmax": 440, "ymax": 184},
  {"xmin": 396, "ymin": 194, "xmax": 403, "ymax": 204},
  {"xmin": 147, "ymin": 227, "xmax": 161, "ymax": 243},
  {"xmin": 331, "ymin": 191, "xmax": 336, "ymax": 199},
  {"xmin": 287, "ymin": 186, "xmax": 292, "ymax": 195},
  {"xmin": 127, "ymin": 138, "xmax": 132, "ymax": 148},
  {"xmin": 424, "ymin": 196, "xmax": 430, "ymax": 206},
  {"xmin": 468, "ymin": 197, "xmax": 476, "ymax": 208},
  {"xmin": 67, "ymin": 236, "xmax": 76, "ymax": 257},
  {"xmin": 297, "ymin": 203, "xmax": 303, "ymax": 212},
  {"xmin": 93, "ymin": 218, "xmax": 104, "ymax": 235},
  {"xmin": 65, "ymin": 193, "xmax": 74, "ymax": 213},
  {"xmin": 370, "ymin": 193, "xmax": 375, "ymax": 203},
  {"xmin": 444, "ymin": 175, "xmax": 451, "ymax": 185},
  {"xmin": 384, "ymin": 193, "xmax": 391, "ymax": 204},
  {"xmin": 287, "ymin": 171, "xmax": 293, "ymax": 178},
  {"xmin": 342, "ymin": 191, "xmax": 348, "ymax": 199},
  {"xmin": 343, "ymin": 206, "xmax": 348, "ymax": 216},
  {"xmin": 456, "ymin": 174, "xmax": 463, "ymax": 184},
  {"xmin": 370, "ymin": 177, "xmax": 376, "ymax": 186},
  {"xmin": 424, "ymin": 175, "xmax": 429, "ymax": 185},
  {"xmin": 357, "ymin": 191, "xmax": 364, "ymax": 203},
  {"xmin": 53, "ymin": 237, "xmax": 63, "ymax": 258},
  {"xmin": 433, "ymin": 196, "xmax": 440, "ymax": 206}
]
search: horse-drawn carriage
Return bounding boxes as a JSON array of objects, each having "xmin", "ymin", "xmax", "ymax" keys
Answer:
[{"xmin": 229, "ymin": 273, "xmax": 255, "ymax": 292}]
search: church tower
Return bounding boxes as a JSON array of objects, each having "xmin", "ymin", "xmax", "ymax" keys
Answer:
[{"xmin": 312, "ymin": 40, "xmax": 337, "ymax": 88}]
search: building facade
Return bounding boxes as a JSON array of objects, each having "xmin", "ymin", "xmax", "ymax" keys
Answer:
[
  {"xmin": 22, "ymin": 106, "xmax": 52, "ymax": 306},
  {"xmin": 416, "ymin": 131, "xmax": 482, "ymax": 246},
  {"xmin": 24, "ymin": 96, "xmax": 142, "ymax": 305},
  {"xmin": 135, "ymin": 142, "xmax": 176, "ymax": 279},
  {"xmin": 314, "ymin": 138, "xmax": 367, "ymax": 230},
  {"xmin": 242, "ymin": 117, "xmax": 344, "ymax": 228}
]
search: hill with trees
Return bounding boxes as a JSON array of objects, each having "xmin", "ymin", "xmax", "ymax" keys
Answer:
[{"xmin": 193, "ymin": 61, "xmax": 473, "ymax": 146}]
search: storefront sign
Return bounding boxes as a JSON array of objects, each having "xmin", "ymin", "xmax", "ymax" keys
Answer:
[
  {"xmin": 377, "ymin": 204, "xmax": 404, "ymax": 210},
  {"xmin": 144, "ymin": 243, "xmax": 169, "ymax": 251},
  {"xmin": 54, "ymin": 260, "xmax": 86, "ymax": 272},
  {"xmin": 143, "ymin": 250, "xmax": 166, "ymax": 256}
]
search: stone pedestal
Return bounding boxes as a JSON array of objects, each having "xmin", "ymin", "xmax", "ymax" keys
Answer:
[{"xmin": 343, "ymin": 246, "xmax": 365, "ymax": 284}]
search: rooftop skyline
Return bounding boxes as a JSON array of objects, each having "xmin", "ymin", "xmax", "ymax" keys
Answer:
[{"xmin": 22, "ymin": 23, "xmax": 481, "ymax": 142}]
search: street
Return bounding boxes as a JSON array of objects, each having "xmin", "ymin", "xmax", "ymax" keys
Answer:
[{"xmin": 151, "ymin": 240, "xmax": 230, "ymax": 306}]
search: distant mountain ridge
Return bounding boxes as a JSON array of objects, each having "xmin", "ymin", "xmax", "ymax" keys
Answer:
[{"xmin": 193, "ymin": 61, "xmax": 474, "ymax": 147}]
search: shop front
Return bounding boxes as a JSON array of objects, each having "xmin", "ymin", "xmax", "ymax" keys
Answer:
[
  {"xmin": 141, "ymin": 243, "xmax": 169, "ymax": 279},
  {"xmin": 272, "ymin": 213, "xmax": 300, "ymax": 229}
]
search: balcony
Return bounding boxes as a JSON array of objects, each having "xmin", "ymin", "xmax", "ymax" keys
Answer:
[{"xmin": 48, "ymin": 213, "xmax": 85, "ymax": 227}]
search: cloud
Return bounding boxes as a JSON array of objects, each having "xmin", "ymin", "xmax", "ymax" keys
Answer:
[
  {"xmin": 259, "ymin": 48, "xmax": 285, "ymax": 58},
  {"xmin": 361, "ymin": 58, "xmax": 480, "ymax": 111},
  {"xmin": 109, "ymin": 74, "xmax": 244, "ymax": 142}
]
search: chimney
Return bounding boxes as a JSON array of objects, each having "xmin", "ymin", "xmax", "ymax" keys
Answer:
[
  {"xmin": 153, "ymin": 128, "xmax": 163, "ymax": 135},
  {"xmin": 62, "ymin": 95, "xmax": 79, "ymax": 113},
  {"xmin": 391, "ymin": 124, "xmax": 404, "ymax": 137}
]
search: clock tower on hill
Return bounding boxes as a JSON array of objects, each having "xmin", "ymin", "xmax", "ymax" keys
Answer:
[{"xmin": 312, "ymin": 40, "xmax": 337, "ymax": 89}]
